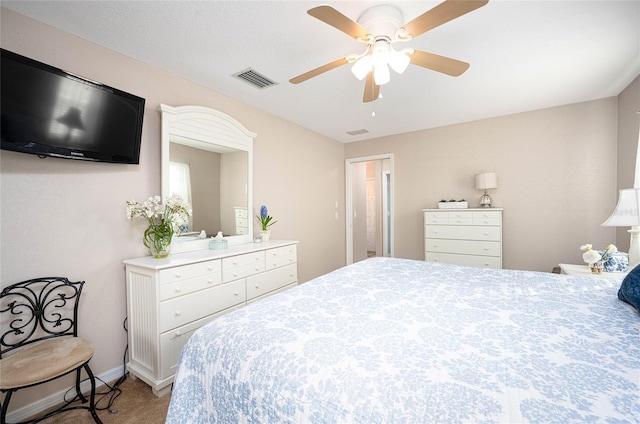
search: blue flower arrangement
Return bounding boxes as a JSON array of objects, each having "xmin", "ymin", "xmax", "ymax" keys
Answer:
[{"xmin": 256, "ymin": 205, "xmax": 277, "ymax": 231}]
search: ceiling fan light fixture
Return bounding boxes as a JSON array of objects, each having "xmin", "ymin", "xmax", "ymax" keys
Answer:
[
  {"xmin": 387, "ymin": 49, "xmax": 410, "ymax": 74},
  {"xmin": 351, "ymin": 55, "xmax": 372, "ymax": 80},
  {"xmin": 373, "ymin": 63, "xmax": 390, "ymax": 85}
]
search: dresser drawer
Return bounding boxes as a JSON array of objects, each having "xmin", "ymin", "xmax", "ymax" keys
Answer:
[
  {"xmin": 158, "ymin": 259, "xmax": 221, "ymax": 285},
  {"xmin": 425, "ymin": 225, "xmax": 501, "ymax": 241},
  {"xmin": 425, "ymin": 239, "xmax": 501, "ymax": 257},
  {"xmin": 426, "ymin": 252, "xmax": 501, "ymax": 269},
  {"xmin": 246, "ymin": 263, "xmax": 298, "ymax": 300},
  {"xmin": 447, "ymin": 211, "xmax": 473, "ymax": 225},
  {"xmin": 235, "ymin": 208, "xmax": 248, "ymax": 218},
  {"xmin": 235, "ymin": 217, "xmax": 248, "ymax": 227},
  {"xmin": 159, "ymin": 273, "xmax": 222, "ymax": 301},
  {"xmin": 159, "ymin": 279, "xmax": 245, "ymax": 332},
  {"xmin": 222, "ymin": 251, "xmax": 266, "ymax": 282},
  {"xmin": 265, "ymin": 245, "xmax": 297, "ymax": 270},
  {"xmin": 472, "ymin": 211, "xmax": 502, "ymax": 226},
  {"xmin": 222, "ymin": 251, "xmax": 265, "ymax": 269},
  {"xmin": 424, "ymin": 211, "xmax": 449, "ymax": 225}
]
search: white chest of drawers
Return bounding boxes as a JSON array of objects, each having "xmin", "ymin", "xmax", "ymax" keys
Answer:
[
  {"xmin": 123, "ymin": 240, "xmax": 298, "ymax": 396},
  {"xmin": 423, "ymin": 208, "xmax": 503, "ymax": 269}
]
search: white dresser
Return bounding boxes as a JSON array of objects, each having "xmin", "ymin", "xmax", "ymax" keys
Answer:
[
  {"xmin": 123, "ymin": 240, "xmax": 298, "ymax": 396},
  {"xmin": 423, "ymin": 208, "xmax": 503, "ymax": 269},
  {"xmin": 234, "ymin": 207, "xmax": 249, "ymax": 235}
]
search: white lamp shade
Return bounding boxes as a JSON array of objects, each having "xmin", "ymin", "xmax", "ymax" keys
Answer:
[
  {"xmin": 373, "ymin": 63, "xmax": 390, "ymax": 85},
  {"xmin": 475, "ymin": 172, "xmax": 498, "ymax": 190},
  {"xmin": 351, "ymin": 55, "xmax": 372, "ymax": 81},
  {"xmin": 602, "ymin": 188, "xmax": 640, "ymax": 226},
  {"xmin": 387, "ymin": 50, "xmax": 410, "ymax": 74}
]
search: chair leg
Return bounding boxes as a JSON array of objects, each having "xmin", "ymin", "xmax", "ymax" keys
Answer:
[
  {"xmin": 1, "ymin": 389, "xmax": 14, "ymax": 424},
  {"xmin": 82, "ymin": 363, "xmax": 102, "ymax": 424},
  {"xmin": 75, "ymin": 367, "xmax": 88, "ymax": 403}
]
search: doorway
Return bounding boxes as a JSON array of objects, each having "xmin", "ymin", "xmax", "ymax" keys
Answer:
[{"xmin": 346, "ymin": 154, "xmax": 394, "ymax": 264}]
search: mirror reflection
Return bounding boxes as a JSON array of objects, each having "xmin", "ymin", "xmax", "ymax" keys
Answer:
[{"xmin": 168, "ymin": 141, "xmax": 248, "ymax": 237}]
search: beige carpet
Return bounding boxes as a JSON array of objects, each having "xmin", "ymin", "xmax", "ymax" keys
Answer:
[{"xmin": 36, "ymin": 376, "xmax": 171, "ymax": 424}]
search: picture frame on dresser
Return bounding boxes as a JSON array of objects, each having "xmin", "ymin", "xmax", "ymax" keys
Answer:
[{"xmin": 423, "ymin": 208, "xmax": 503, "ymax": 269}]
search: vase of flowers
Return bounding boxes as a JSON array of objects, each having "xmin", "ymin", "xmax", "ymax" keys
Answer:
[
  {"xmin": 126, "ymin": 195, "xmax": 192, "ymax": 258},
  {"xmin": 256, "ymin": 205, "xmax": 276, "ymax": 241},
  {"xmin": 580, "ymin": 243, "xmax": 617, "ymax": 274}
]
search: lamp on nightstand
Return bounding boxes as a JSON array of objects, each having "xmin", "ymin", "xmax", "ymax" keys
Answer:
[
  {"xmin": 475, "ymin": 172, "xmax": 497, "ymax": 208},
  {"xmin": 602, "ymin": 188, "xmax": 640, "ymax": 269}
]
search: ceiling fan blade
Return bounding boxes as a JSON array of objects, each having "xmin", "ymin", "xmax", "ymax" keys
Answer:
[
  {"xmin": 402, "ymin": 0, "xmax": 488, "ymax": 38},
  {"xmin": 363, "ymin": 73, "xmax": 380, "ymax": 103},
  {"xmin": 308, "ymin": 5, "xmax": 370, "ymax": 40},
  {"xmin": 410, "ymin": 50, "xmax": 470, "ymax": 77},
  {"xmin": 289, "ymin": 58, "xmax": 349, "ymax": 84}
]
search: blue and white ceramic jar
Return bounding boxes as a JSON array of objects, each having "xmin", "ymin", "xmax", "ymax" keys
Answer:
[{"xmin": 603, "ymin": 252, "xmax": 628, "ymax": 273}]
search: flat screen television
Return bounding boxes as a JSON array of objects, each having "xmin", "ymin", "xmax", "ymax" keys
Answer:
[{"xmin": 1, "ymin": 49, "xmax": 145, "ymax": 164}]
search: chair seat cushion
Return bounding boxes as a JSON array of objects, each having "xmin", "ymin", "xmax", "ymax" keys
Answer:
[{"xmin": 0, "ymin": 337, "xmax": 94, "ymax": 389}]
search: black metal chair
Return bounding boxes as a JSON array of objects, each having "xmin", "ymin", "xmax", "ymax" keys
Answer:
[{"xmin": 0, "ymin": 277, "xmax": 101, "ymax": 424}]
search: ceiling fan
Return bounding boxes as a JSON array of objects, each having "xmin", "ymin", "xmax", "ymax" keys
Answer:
[{"xmin": 289, "ymin": 0, "xmax": 488, "ymax": 103}]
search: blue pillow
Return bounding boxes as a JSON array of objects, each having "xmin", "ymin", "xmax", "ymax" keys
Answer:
[{"xmin": 618, "ymin": 264, "xmax": 640, "ymax": 312}]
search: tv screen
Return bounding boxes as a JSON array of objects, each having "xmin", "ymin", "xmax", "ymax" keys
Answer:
[{"xmin": 1, "ymin": 49, "xmax": 145, "ymax": 164}]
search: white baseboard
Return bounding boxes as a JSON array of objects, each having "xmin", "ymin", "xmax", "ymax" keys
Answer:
[{"xmin": 5, "ymin": 365, "xmax": 126, "ymax": 423}]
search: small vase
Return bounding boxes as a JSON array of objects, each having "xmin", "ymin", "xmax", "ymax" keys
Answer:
[
  {"xmin": 144, "ymin": 221, "xmax": 173, "ymax": 259},
  {"xmin": 259, "ymin": 230, "xmax": 271, "ymax": 242},
  {"xmin": 589, "ymin": 261, "xmax": 604, "ymax": 274}
]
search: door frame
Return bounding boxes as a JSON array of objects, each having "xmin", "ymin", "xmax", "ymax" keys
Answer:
[{"xmin": 345, "ymin": 154, "xmax": 395, "ymax": 264}]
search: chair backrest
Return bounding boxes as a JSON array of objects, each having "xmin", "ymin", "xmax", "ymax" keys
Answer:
[{"xmin": 0, "ymin": 277, "xmax": 85, "ymax": 358}]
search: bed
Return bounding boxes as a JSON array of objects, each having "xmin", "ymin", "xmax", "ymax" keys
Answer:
[{"xmin": 166, "ymin": 257, "xmax": 640, "ymax": 423}]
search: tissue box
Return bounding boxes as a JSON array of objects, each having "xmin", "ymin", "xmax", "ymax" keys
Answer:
[{"xmin": 209, "ymin": 239, "xmax": 227, "ymax": 250}]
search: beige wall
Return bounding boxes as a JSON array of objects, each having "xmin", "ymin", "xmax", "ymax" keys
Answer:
[
  {"xmin": 616, "ymin": 75, "xmax": 640, "ymax": 248},
  {"xmin": 345, "ymin": 98, "xmax": 622, "ymax": 272},
  {"xmin": 0, "ymin": 8, "xmax": 345, "ymax": 411}
]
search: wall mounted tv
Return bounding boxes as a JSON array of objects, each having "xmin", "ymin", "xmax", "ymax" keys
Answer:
[{"xmin": 1, "ymin": 49, "xmax": 145, "ymax": 164}]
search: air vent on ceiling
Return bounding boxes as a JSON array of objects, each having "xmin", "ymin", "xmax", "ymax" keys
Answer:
[
  {"xmin": 346, "ymin": 129, "xmax": 369, "ymax": 136},
  {"xmin": 232, "ymin": 68, "xmax": 278, "ymax": 89}
]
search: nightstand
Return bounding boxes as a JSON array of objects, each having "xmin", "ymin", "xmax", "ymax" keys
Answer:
[{"xmin": 558, "ymin": 263, "xmax": 627, "ymax": 281}]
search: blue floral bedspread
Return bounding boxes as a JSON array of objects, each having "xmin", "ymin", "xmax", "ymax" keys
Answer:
[{"xmin": 166, "ymin": 257, "xmax": 640, "ymax": 423}]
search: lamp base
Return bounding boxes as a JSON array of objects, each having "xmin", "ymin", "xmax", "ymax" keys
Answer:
[
  {"xmin": 480, "ymin": 190, "xmax": 492, "ymax": 208},
  {"xmin": 628, "ymin": 226, "xmax": 640, "ymax": 269}
]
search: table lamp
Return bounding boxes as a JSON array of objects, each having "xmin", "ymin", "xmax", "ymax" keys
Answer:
[
  {"xmin": 602, "ymin": 188, "xmax": 640, "ymax": 269},
  {"xmin": 475, "ymin": 172, "xmax": 497, "ymax": 208}
]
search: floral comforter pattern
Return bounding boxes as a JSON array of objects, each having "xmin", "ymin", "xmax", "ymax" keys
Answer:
[{"xmin": 166, "ymin": 257, "xmax": 640, "ymax": 423}]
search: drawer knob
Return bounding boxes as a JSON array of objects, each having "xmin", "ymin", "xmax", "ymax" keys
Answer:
[
  {"xmin": 175, "ymin": 287, "xmax": 181, "ymax": 293},
  {"xmin": 174, "ymin": 273, "xmax": 181, "ymax": 278},
  {"xmin": 484, "ymin": 247, "xmax": 489, "ymax": 251},
  {"xmin": 207, "ymin": 279, "xmax": 214, "ymax": 284},
  {"xmin": 175, "ymin": 310, "xmax": 181, "ymax": 316},
  {"xmin": 255, "ymin": 284, "xmax": 259, "ymax": 289},
  {"xmin": 207, "ymin": 266, "xmax": 213, "ymax": 271},
  {"xmin": 255, "ymin": 257, "xmax": 260, "ymax": 261},
  {"xmin": 272, "ymin": 252, "xmax": 277, "ymax": 256},
  {"xmin": 234, "ymin": 291, "xmax": 239, "ymax": 296},
  {"xmin": 175, "ymin": 331, "xmax": 181, "ymax": 337},
  {"xmin": 289, "ymin": 273, "xmax": 294, "ymax": 277},
  {"xmin": 484, "ymin": 232, "xmax": 489, "ymax": 235},
  {"xmin": 255, "ymin": 267, "xmax": 260, "ymax": 271},
  {"xmin": 233, "ymin": 273, "xmax": 239, "ymax": 277},
  {"xmin": 233, "ymin": 261, "xmax": 238, "ymax": 265}
]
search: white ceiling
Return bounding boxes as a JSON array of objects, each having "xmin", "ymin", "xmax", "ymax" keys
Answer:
[{"xmin": 3, "ymin": 1, "xmax": 639, "ymax": 143}]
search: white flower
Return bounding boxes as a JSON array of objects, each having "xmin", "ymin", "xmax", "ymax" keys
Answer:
[
  {"xmin": 583, "ymin": 249, "xmax": 602, "ymax": 264},
  {"xmin": 579, "ymin": 244, "xmax": 593, "ymax": 252},
  {"xmin": 126, "ymin": 194, "xmax": 192, "ymax": 234}
]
